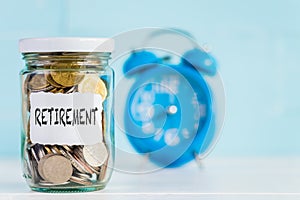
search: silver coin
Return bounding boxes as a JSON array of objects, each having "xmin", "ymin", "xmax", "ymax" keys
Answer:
[
  {"xmin": 38, "ymin": 154, "xmax": 73, "ymax": 184},
  {"xmin": 30, "ymin": 147, "xmax": 39, "ymax": 162},
  {"xmin": 23, "ymin": 158, "xmax": 31, "ymax": 177},
  {"xmin": 30, "ymin": 85, "xmax": 55, "ymax": 93},
  {"xmin": 65, "ymin": 150, "xmax": 89, "ymax": 174},
  {"xmin": 22, "ymin": 102, "xmax": 29, "ymax": 137},
  {"xmin": 98, "ymin": 160, "xmax": 109, "ymax": 181},
  {"xmin": 39, "ymin": 180, "xmax": 70, "ymax": 186},
  {"xmin": 58, "ymin": 146, "xmax": 86, "ymax": 174},
  {"xmin": 69, "ymin": 176, "xmax": 92, "ymax": 186},
  {"xmin": 30, "ymin": 161, "xmax": 39, "ymax": 183},
  {"xmin": 73, "ymin": 148, "xmax": 100, "ymax": 175},
  {"xmin": 73, "ymin": 153, "xmax": 94, "ymax": 174},
  {"xmin": 73, "ymin": 171, "xmax": 91, "ymax": 180},
  {"xmin": 36, "ymin": 146, "xmax": 46, "ymax": 160},
  {"xmin": 65, "ymin": 86, "xmax": 77, "ymax": 94},
  {"xmin": 27, "ymin": 150, "xmax": 39, "ymax": 183},
  {"xmin": 74, "ymin": 146, "xmax": 83, "ymax": 154},
  {"xmin": 25, "ymin": 150, "xmax": 33, "ymax": 178},
  {"xmin": 38, "ymin": 154, "xmax": 52, "ymax": 180},
  {"xmin": 83, "ymin": 142, "xmax": 108, "ymax": 167}
]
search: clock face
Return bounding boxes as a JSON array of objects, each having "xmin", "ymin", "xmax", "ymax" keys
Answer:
[{"xmin": 124, "ymin": 63, "xmax": 213, "ymax": 167}]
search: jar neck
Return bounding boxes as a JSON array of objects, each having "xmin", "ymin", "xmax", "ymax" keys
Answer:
[{"xmin": 22, "ymin": 52, "xmax": 111, "ymax": 70}]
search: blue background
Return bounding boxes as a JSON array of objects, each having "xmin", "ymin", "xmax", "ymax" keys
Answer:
[{"xmin": 0, "ymin": 0, "xmax": 299, "ymax": 158}]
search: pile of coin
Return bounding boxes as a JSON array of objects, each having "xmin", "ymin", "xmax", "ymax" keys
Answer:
[
  {"xmin": 26, "ymin": 143, "xmax": 108, "ymax": 186},
  {"xmin": 22, "ymin": 71, "xmax": 109, "ymax": 187}
]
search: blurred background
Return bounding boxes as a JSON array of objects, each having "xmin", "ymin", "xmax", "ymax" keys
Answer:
[{"xmin": 0, "ymin": 0, "xmax": 299, "ymax": 159}]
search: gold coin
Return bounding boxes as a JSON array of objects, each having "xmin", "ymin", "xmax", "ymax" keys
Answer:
[
  {"xmin": 44, "ymin": 146, "xmax": 52, "ymax": 154},
  {"xmin": 51, "ymin": 146, "xmax": 61, "ymax": 154},
  {"xmin": 50, "ymin": 64, "xmax": 84, "ymax": 87},
  {"xmin": 48, "ymin": 87, "xmax": 63, "ymax": 93},
  {"xmin": 56, "ymin": 88, "xmax": 65, "ymax": 93},
  {"xmin": 45, "ymin": 73, "xmax": 64, "ymax": 88},
  {"xmin": 78, "ymin": 74, "xmax": 107, "ymax": 102},
  {"xmin": 49, "ymin": 88, "xmax": 58, "ymax": 93},
  {"xmin": 63, "ymin": 145, "xmax": 73, "ymax": 153},
  {"xmin": 50, "ymin": 71, "xmax": 84, "ymax": 87},
  {"xmin": 28, "ymin": 74, "xmax": 49, "ymax": 90}
]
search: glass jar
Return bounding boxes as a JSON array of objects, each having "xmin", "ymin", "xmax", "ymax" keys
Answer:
[{"xmin": 19, "ymin": 38, "xmax": 114, "ymax": 192}]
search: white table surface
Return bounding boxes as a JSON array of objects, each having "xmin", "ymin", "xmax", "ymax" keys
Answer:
[{"xmin": 1, "ymin": 157, "xmax": 300, "ymax": 200}]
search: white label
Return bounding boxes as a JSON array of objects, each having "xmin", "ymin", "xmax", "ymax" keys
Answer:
[{"xmin": 30, "ymin": 92, "xmax": 103, "ymax": 145}]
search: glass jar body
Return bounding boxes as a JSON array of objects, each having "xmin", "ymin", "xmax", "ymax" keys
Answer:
[{"xmin": 20, "ymin": 53, "xmax": 114, "ymax": 192}]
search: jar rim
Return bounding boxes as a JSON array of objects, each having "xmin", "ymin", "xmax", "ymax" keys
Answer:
[{"xmin": 19, "ymin": 37, "xmax": 114, "ymax": 53}]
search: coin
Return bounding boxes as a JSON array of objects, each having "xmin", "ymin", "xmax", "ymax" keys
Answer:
[
  {"xmin": 56, "ymin": 88, "xmax": 65, "ymax": 93},
  {"xmin": 63, "ymin": 145, "xmax": 73, "ymax": 152},
  {"xmin": 30, "ymin": 85, "xmax": 55, "ymax": 93},
  {"xmin": 99, "ymin": 159, "xmax": 108, "ymax": 181},
  {"xmin": 45, "ymin": 73, "xmax": 65, "ymax": 88},
  {"xmin": 26, "ymin": 118, "xmax": 30, "ymax": 142},
  {"xmin": 50, "ymin": 64, "xmax": 84, "ymax": 87},
  {"xmin": 73, "ymin": 149, "xmax": 98, "ymax": 175},
  {"xmin": 23, "ymin": 158, "xmax": 31, "ymax": 179},
  {"xmin": 28, "ymin": 74, "xmax": 50, "ymax": 90},
  {"xmin": 49, "ymin": 88, "xmax": 58, "ymax": 93},
  {"xmin": 37, "ymin": 155, "xmax": 48, "ymax": 180},
  {"xmin": 39, "ymin": 180, "xmax": 70, "ymax": 186},
  {"xmin": 44, "ymin": 146, "xmax": 52, "ymax": 154},
  {"xmin": 23, "ymin": 75, "xmax": 31, "ymax": 95},
  {"xmin": 51, "ymin": 146, "xmax": 61, "ymax": 154},
  {"xmin": 23, "ymin": 61, "xmax": 111, "ymax": 188},
  {"xmin": 73, "ymin": 171, "xmax": 91, "ymax": 180},
  {"xmin": 65, "ymin": 86, "xmax": 77, "ymax": 94},
  {"xmin": 27, "ymin": 91, "xmax": 31, "ymax": 111},
  {"xmin": 58, "ymin": 146, "xmax": 86, "ymax": 174},
  {"xmin": 83, "ymin": 142, "xmax": 108, "ymax": 167},
  {"xmin": 51, "ymin": 71, "xmax": 84, "ymax": 87},
  {"xmin": 35, "ymin": 144, "xmax": 45, "ymax": 161},
  {"xmin": 48, "ymin": 87, "xmax": 66, "ymax": 93},
  {"xmin": 74, "ymin": 147, "xmax": 100, "ymax": 174},
  {"xmin": 70, "ymin": 176, "xmax": 92, "ymax": 186},
  {"xmin": 30, "ymin": 146, "xmax": 39, "ymax": 162},
  {"xmin": 78, "ymin": 74, "xmax": 107, "ymax": 102},
  {"xmin": 73, "ymin": 153, "xmax": 94, "ymax": 174},
  {"xmin": 38, "ymin": 154, "xmax": 73, "ymax": 184},
  {"xmin": 102, "ymin": 111, "xmax": 106, "ymax": 137},
  {"xmin": 22, "ymin": 78, "xmax": 30, "ymax": 133},
  {"xmin": 28, "ymin": 151, "xmax": 39, "ymax": 183}
]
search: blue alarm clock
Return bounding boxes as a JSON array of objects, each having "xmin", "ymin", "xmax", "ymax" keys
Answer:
[
  {"xmin": 122, "ymin": 47, "xmax": 219, "ymax": 168},
  {"xmin": 111, "ymin": 28, "xmax": 224, "ymax": 169}
]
